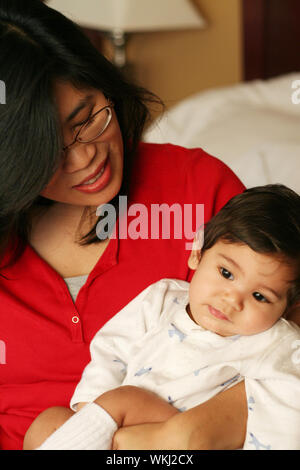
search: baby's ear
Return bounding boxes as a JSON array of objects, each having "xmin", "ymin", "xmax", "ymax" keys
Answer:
[
  {"xmin": 188, "ymin": 248, "xmax": 201, "ymax": 270},
  {"xmin": 188, "ymin": 228, "xmax": 204, "ymax": 270},
  {"xmin": 188, "ymin": 234, "xmax": 203, "ymax": 270}
]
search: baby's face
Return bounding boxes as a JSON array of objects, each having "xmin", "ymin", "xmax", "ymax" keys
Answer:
[{"xmin": 187, "ymin": 240, "xmax": 295, "ymax": 336}]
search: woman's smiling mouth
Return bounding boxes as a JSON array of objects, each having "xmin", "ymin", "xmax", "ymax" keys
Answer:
[{"xmin": 72, "ymin": 157, "xmax": 111, "ymax": 193}]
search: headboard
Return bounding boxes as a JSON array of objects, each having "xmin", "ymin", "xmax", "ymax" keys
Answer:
[{"xmin": 243, "ymin": 0, "xmax": 300, "ymax": 80}]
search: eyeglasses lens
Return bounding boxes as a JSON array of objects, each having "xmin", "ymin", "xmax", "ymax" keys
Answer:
[{"xmin": 78, "ymin": 108, "xmax": 111, "ymax": 143}]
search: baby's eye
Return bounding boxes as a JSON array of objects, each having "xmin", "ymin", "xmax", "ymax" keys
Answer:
[
  {"xmin": 220, "ymin": 267, "xmax": 234, "ymax": 280},
  {"xmin": 252, "ymin": 292, "xmax": 269, "ymax": 303}
]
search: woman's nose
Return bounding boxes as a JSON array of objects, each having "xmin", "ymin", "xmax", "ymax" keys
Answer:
[{"xmin": 62, "ymin": 142, "xmax": 97, "ymax": 173}]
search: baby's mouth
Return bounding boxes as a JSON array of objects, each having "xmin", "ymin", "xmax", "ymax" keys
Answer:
[{"xmin": 208, "ymin": 305, "xmax": 231, "ymax": 321}]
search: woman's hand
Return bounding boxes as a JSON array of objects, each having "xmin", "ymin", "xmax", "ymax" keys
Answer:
[
  {"xmin": 112, "ymin": 421, "xmax": 196, "ymax": 450},
  {"xmin": 113, "ymin": 381, "xmax": 247, "ymax": 450},
  {"xmin": 113, "ymin": 422, "xmax": 167, "ymax": 450}
]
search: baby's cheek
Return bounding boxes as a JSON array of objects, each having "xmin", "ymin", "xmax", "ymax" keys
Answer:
[{"xmin": 243, "ymin": 308, "xmax": 279, "ymax": 335}]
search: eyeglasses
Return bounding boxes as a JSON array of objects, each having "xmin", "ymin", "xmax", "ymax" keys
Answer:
[{"xmin": 62, "ymin": 101, "xmax": 114, "ymax": 154}]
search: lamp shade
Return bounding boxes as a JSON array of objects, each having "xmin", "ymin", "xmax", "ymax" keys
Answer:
[{"xmin": 46, "ymin": 0, "xmax": 206, "ymax": 33}]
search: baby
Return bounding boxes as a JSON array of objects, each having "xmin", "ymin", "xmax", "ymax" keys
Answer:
[{"xmin": 24, "ymin": 184, "xmax": 300, "ymax": 451}]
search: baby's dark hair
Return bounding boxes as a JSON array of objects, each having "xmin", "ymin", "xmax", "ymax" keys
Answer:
[{"xmin": 202, "ymin": 184, "xmax": 300, "ymax": 309}]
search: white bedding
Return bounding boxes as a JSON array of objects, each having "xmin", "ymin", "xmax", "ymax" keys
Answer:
[{"xmin": 143, "ymin": 73, "xmax": 300, "ymax": 192}]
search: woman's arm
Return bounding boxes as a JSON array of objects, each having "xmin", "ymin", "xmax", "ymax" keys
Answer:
[{"xmin": 113, "ymin": 381, "xmax": 248, "ymax": 450}]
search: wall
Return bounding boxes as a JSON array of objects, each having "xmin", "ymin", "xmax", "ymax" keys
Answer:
[{"xmin": 103, "ymin": 0, "xmax": 243, "ymax": 108}]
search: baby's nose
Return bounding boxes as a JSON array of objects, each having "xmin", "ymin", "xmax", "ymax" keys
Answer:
[{"xmin": 222, "ymin": 290, "xmax": 244, "ymax": 312}]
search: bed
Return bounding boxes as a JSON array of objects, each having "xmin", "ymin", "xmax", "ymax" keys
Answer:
[
  {"xmin": 143, "ymin": 0, "xmax": 300, "ymax": 193},
  {"xmin": 143, "ymin": 73, "xmax": 300, "ymax": 192}
]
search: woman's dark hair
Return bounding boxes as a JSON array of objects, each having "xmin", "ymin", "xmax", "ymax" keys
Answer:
[
  {"xmin": 0, "ymin": 0, "xmax": 163, "ymax": 270},
  {"xmin": 202, "ymin": 184, "xmax": 300, "ymax": 308}
]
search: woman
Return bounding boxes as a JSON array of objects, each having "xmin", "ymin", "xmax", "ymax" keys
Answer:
[{"xmin": 0, "ymin": 0, "xmax": 296, "ymax": 450}]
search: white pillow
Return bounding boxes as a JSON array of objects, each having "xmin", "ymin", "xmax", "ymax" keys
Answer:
[{"xmin": 144, "ymin": 74, "xmax": 300, "ymax": 190}]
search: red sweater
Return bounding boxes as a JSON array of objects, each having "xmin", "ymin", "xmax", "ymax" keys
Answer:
[{"xmin": 0, "ymin": 143, "xmax": 245, "ymax": 449}]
